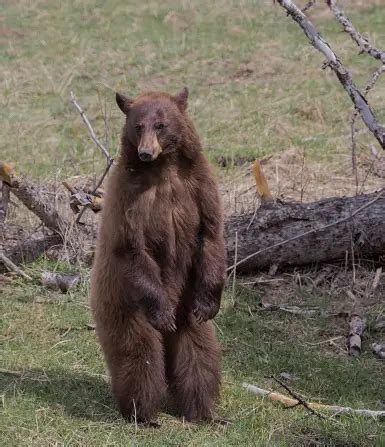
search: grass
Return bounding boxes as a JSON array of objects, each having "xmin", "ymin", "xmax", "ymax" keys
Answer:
[
  {"xmin": 2, "ymin": 0, "xmax": 385, "ymax": 445},
  {"xmin": 1, "ymin": 0, "xmax": 385, "ymax": 177},
  {"xmin": 1, "ymin": 262, "xmax": 385, "ymax": 446}
]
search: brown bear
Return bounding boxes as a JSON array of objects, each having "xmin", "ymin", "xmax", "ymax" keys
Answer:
[{"xmin": 90, "ymin": 87, "xmax": 226, "ymax": 424}]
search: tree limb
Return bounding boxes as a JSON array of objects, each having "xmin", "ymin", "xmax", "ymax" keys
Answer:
[
  {"xmin": 326, "ymin": 0, "xmax": 385, "ymax": 62},
  {"xmin": 276, "ymin": 0, "xmax": 385, "ymax": 149},
  {"xmin": 0, "ymin": 162, "xmax": 67, "ymax": 234},
  {"xmin": 0, "ymin": 252, "xmax": 32, "ymax": 280},
  {"xmin": 69, "ymin": 92, "xmax": 114, "ymax": 223},
  {"xmin": 268, "ymin": 375, "xmax": 328, "ymax": 419},
  {"xmin": 243, "ymin": 383, "xmax": 385, "ymax": 419},
  {"xmin": 69, "ymin": 92, "xmax": 113, "ymax": 164}
]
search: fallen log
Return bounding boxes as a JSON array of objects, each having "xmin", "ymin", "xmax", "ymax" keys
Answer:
[
  {"xmin": 226, "ymin": 191, "xmax": 385, "ymax": 273},
  {"xmin": 2, "ymin": 163, "xmax": 385, "ymax": 273}
]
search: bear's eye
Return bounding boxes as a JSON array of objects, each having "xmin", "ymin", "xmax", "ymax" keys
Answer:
[
  {"xmin": 154, "ymin": 123, "xmax": 166, "ymax": 130},
  {"xmin": 134, "ymin": 124, "xmax": 143, "ymax": 135}
]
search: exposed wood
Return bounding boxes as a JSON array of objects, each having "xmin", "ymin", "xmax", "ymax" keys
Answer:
[
  {"xmin": 253, "ymin": 160, "xmax": 272, "ymax": 203},
  {"xmin": 3, "ymin": 163, "xmax": 385, "ymax": 273},
  {"xmin": 268, "ymin": 375, "xmax": 328, "ymax": 419},
  {"xmin": 0, "ymin": 162, "xmax": 67, "ymax": 234},
  {"xmin": 0, "ymin": 252, "xmax": 32, "ymax": 280},
  {"xmin": 62, "ymin": 181, "xmax": 103, "ymax": 214},
  {"xmin": 225, "ymin": 191, "xmax": 385, "ymax": 273},
  {"xmin": 243, "ymin": 383, "xmax": 385, "ymax": 419},
  {"xmin": 347, "ymin": 314, "xmax": 366, "ymax": 356}
]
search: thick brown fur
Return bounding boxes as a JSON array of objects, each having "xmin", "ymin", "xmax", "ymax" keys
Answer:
[{"xmin": 90, "ymin": 88, "xmax": 226, "ymax": 424}]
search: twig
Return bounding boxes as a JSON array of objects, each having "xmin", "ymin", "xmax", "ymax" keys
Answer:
[
  {"xmin": 372, "ymin": 267, "xmax": 382, "ymax": 290},
  {"xmin": 276, "ymin": 0, "xmax": 385, "ymax": 149},
  {"xmin": 268, "ymin": 375, "xmax": 328, "ymax": 419},
  {"xmin": 351, "ymin": 113, "xmax": 359, "ymax": 193},
  {"xmin": 306, "ymin": 335, "xmax": 344, "ymax": 346},
  {"xmin": 227, "ymin": 189, "xmax": 385, "ymax": 272},
  {"xmin": 326, "ymin": 0, "xmax": 385, "ymax": 62},
  {"xmin": 243, "ymin": 383, "xmax": 385, "ymax": 418},
  {"xmin": 351, "ymin": 65, "xmax": 385, "ymax": 188},
  {"xmin": 302, "ymin": 0, "xmax": 316, "ymax": 13},
  {"xmin": 231, "ymin": 231, "xmax": 238, "ymax": 306},
  {"xmin": 0, "ymin": 252, "xmax": 32, "ymax": 280},
  {"xmin": 70, "ymin": 92, "xmax": 113, "ymax": 163},
  {"xmin": 69, "ymin": 92, "xmax": 114, "ymax": 223}
]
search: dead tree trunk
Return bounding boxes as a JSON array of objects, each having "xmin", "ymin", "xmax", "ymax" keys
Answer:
[
  {"xmin": 2, "ymin": 163, "xmax": 385, "ymax": 273},
  {"xmin": 225, "ymin": 191, "xmax": 385, "ymax": 273}
]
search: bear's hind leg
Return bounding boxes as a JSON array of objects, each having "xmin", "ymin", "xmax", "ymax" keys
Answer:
[
  {"xmin": 102, "ymin": 315, "xmax": 166, "ymax": 423},
  {"xmin": 165, "ymin": 319, "xmax": 221, "ymax": 422}
]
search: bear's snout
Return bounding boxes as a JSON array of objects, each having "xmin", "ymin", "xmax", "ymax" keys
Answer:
[{"xmin": 138, "ymin": 149, "xmax": 154, "ymax": 162}]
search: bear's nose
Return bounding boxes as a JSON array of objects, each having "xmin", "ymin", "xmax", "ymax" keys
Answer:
[{"xmin": 138, "ymin": 150, "xmax": 153, "ymax": 162}]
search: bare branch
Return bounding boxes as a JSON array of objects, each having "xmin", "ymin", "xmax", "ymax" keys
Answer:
[
  {"xmin": 302, "ymin": 0, "xmax": 316, "ymax": 13},
  {"xmin": 276, "ymin": 0, "xmax": 385, "ymax": 149},
  {"xmin": 327, "ymin": 0, "xmax": 385, "ymax": 62},
  {"xmin": 0, "ymin": 252, "xmax": 32, "ymax": 280},
  {"xmin": 243, "ymin": 383, "xmax": 385, "ymax": 419},
  {"xmin": 268, "ymin": 375, "xmax": 328, "ymax": 419},
  {"xmin": 0, "ymin": 162, "xmax": 67, "ymax": 234},
  {"xmin": 69, "ymin": 92, "xmax": 113, "ymax": 164},
  {"xmin": 69, "ymin": 92, "xmax": 115, "ymax": 224},
  {"xmin": 351, "ymin": 65, "xmax": 385, "ymax": 187}
]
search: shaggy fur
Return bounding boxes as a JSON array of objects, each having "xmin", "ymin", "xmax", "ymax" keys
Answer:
[{"xmin": 90, "ymin": 88, "xmax": 226, "ymax": 423}]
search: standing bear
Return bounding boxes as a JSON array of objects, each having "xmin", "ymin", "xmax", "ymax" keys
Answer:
[{"xmin": 90, "ymin": 87, "xmax": 226, "ymax": 424}]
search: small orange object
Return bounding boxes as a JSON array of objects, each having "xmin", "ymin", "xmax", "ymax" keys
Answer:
[
  {"xmin": 0, "ymin": 162, "xmax": 14, "ymax": 186},
  {"xmin": 253, "ymin": 160, "xmax": 272, "ymax": 202}
]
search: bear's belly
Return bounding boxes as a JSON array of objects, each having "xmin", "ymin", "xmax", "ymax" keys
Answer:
[{"xmin": 145, "ymin": 191, "xmax": 200, "ymax": 290}]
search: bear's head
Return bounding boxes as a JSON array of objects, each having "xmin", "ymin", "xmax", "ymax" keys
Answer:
[{"xmin": 116, "ymin": 87, "xmax": 197, "ymax": 164}]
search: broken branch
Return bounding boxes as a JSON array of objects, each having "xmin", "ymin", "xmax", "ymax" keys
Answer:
[
  {"xmin": 326, "ymin": 0, "xmax": 385, "ymax": 62},
  {"xmin": 243, "ymin": 383, "xmax": 385, "ymax": 418},
  {"xmin": 0, "ymin": 162, "xmax": 67, "ymax": 234},
  {"xmin": 0, "ymin": 252, "xmax": 32, "ymax": 280},
  {"xmin": 276, "ymin": 0, "xmax": 385, "ymax": 149},
  {"xmin": 69, "ymin": 92, "xmax": 113, "ymax": 164},
  {"xmin": 69, "ymin": 92, "xmax": 114, "ymax": 223},
  {"xmin": 347, "ymin": 314, "xmax": 366, "ymax": 356},
  {"xmin": 268, "ymin": 375, "xmax": 328, "ymax": 419}
]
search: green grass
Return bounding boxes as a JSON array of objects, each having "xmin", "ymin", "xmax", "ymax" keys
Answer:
[
  {"xmin": 2, "ymin": 0, "xmax": 385, "ymax": 445},
  {"xmin": 1, "ymin": 263, "xmax": 385, "ymax": 446},
  {"xmin": 1, "ymin": 0, "xmax": 385, "ymax": 176}
]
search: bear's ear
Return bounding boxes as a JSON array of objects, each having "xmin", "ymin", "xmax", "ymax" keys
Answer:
[
  {"xmin": 116, "ymin": 92, "xmax": 133, "ymax": 115},
  {"xmin": 173, "ymin": 87, "xmax": 189, "ymax": 112}
]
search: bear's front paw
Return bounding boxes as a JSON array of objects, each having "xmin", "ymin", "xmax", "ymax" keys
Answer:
[
  {"xmin": 149, "ymin": 308, "xmax": 176, "ymax": 333},
  {"xmin": 192, "ymin": 299, "xmax": 220, "ymax": 323}
]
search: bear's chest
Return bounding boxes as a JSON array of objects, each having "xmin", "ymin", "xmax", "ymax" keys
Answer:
[{"xmin": 142, "ymin": 177, "xmax": 199, "ymax": 262}]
